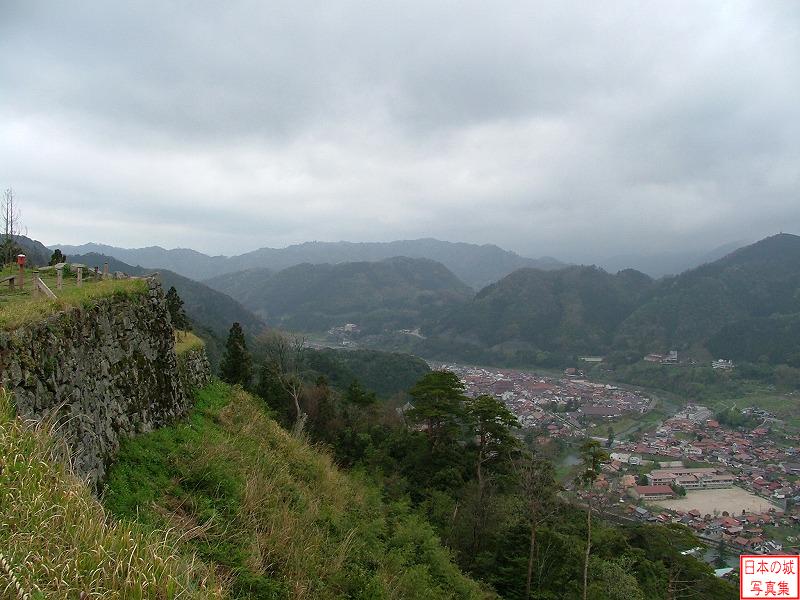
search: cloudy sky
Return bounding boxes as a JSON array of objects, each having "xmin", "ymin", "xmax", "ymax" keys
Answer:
[{"xmin": 1, "ymin": 1, "xmax": 798, "ymax": 261}]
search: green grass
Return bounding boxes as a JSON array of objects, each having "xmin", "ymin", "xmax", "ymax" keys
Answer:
[
  {"xmin": 0, "ymin": 388, "xmax": 224, "ymax": 599},
  {"xmin": 175, "ymin": 330, "xmax": 205, "ymax": 354},
  {"xmin": 0, "ymin": 276, "xmax": 147, "ymax": 330},
  {"xmin": 104, "ymin": 382, "xmax": 489, "ymax": 600},
  {"xmin": 699, "ymin": 385, "xmax": 800, "ymax": 432}
]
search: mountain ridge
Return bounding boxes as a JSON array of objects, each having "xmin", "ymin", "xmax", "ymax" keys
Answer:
[
  {"xmin": 53, "ymin": 238, "xmax": 565, "ymax": 289},
  {"xmin": 205, "ymin": 255, "xmax": 472, "ymax": 333},
  {"xmin": 423, "ymin": 233, "xmax": 800, "ymax": 366}
]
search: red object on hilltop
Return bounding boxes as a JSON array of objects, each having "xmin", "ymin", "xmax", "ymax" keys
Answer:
[{"xmin": 16, "ymin": 254, "xmax": 26, "ymax": 267}]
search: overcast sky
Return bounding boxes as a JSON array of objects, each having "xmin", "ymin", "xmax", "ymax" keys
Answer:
[{"xmin": 1, "ymin": 1, "xmax": 798, "ymax": 261}]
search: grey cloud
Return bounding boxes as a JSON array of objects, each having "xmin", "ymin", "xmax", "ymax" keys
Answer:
[{"xmin": 0, "ymin": 1, "xmax": 799, "ymax": 260}]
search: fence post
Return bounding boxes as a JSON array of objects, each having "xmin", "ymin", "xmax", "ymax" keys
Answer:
[
  {"xmin": 31, "ymin": 270, "xmax": 39, "ymax": 298},
  {"xmin": 103, "ymin": 262, "xmax": 109, "ymax": 280},
  {"xmin": 16, "ymin": 255, "xmax": 25, "ymax": 289},
  {"xmin": 57, "ymin": 267, "xmax": 63, "ymax": 290},
  {"xmin": 77, "ymin": 266, "xmax": 83, "ymax": 287}
]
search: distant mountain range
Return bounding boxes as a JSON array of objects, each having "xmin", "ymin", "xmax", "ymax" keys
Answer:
[
  {"xmin": 422, "ymin": 234, "xmax": 800, "ymax": 366},
  {"xmin": 205, "ymin": 256, "xmax": 472, "ymax": 334},
  {"xmin": 53, "ymin": 239, "xmax": 565, "ymax": 289},
  {"xmin": 53, "ymin": 238, "xmax": 757, "ymax": 284},
  {"xmin": 31, "ymin": 233, "xmax": 800, "ymax": 368}
]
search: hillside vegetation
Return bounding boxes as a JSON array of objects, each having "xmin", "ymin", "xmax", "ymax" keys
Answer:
[
  {"xmin": 104, "ymin": 382, "xmax": 488, "ymax": 600},
  {"xmin": 206, "ymin": 257, "xmax": 472, "ymax": 333},
  {"xmin": 0, "ymin": 389, "xmax": 223, "ymax": 599},
  {"xmin": 425, "ymin": 265, "xmax": 652, "ymax": 364},
  {"xmin": 304, "ymin": 347, "xmax": 430, "ymax": 399},
  {"xmin": 615, "ymin": 233, "xmax": 800, "ymax": 354}
]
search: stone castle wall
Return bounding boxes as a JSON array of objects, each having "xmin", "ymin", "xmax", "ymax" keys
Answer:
[{"xmin": 0, "ymin": 278, "xmax": 210, "ymax": 487}]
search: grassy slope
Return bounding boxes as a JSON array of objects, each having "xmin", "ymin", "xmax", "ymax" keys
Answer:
[
  {"xmin": 0, "ymin": 389, "xmax": 223, "ymax": 599},
  {"xmin": 0, "ymin": 271, "xmax": 147, "ymax": 330},
  {"xmin": 104, "ymin": 382, "xmax": 488, "ymax": 600},
  {"xmin": 175, "ymin": 330, "xmax": 206, "ymax": 354}
]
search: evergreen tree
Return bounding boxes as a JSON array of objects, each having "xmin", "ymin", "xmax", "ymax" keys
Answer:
[
  {"xmin": 344, "ymin": 378, "xmax": 377, "ymax": 406},
  {"xmin": 577, "ymin": 439, "xmax": 609, "ymax": 600},
  {"xmin": 463, "ymin": 394, "xmax": 520, "ymax": 556},
  {"xmin": 220, "ymin": 322, "xmax": 252, "ymax": 387},
  {"xmin": 256, "ymin": 359, "xmax": 292, "ymax": 424},
  {"xmin": 407, "ymin": 370, "xmax": 466, "ymax": 448},
  {"xmin": 165, "ymin": 286, "xmax": 190, "ymax": 330}
]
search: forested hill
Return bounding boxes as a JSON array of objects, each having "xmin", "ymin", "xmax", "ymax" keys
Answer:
[
  {"xmin": 428, "ymin": 265, "xmax": 653, "ymax": 358},
  {"xmin": 56, "ymin": 238, "xmax": 564, "ymax": 289},
  {"xmin": 205, "ymin": 256, "xmax": 473, "ymax": 333},
  {"xmin": 68, "ymin": 252, "xmax": 266, "ymax": 342},
  {"xmin": 423, "ymin": 233, "xmax": 800, "ymax": 366},
  {"xmin": 615, "ymin": 233, "xmax": 800, "ymax": 358}
]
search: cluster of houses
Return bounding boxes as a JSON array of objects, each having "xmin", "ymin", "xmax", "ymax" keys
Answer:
[
  {"xmin": 628, "ymin": 505, "xmax": 794, "ymax": 555},
  {"xmin": 610, "ymin": 404, "xmax": 800, "ymax": 505},
  {"xmin": 441, "ymin": 364, "xmax": 799, "ymax": 554},
  {"xmin": 440, "ymin": 363, "xmax": 653, "ymax": 436}
]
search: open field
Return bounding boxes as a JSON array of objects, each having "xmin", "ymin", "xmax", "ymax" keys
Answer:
[{"xmin": 653, "ymin": 487, "xmax": 780, "ymax": 515}]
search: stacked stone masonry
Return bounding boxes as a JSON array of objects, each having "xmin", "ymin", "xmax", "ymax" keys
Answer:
[{"xmin": 0, "ymin": 278, "xmax": 210, "ymax": 488}]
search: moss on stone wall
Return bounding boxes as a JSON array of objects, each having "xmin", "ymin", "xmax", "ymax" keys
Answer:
[{"xmin": 0, "ymin": 278, "xmax": 210, "ymax": 488}]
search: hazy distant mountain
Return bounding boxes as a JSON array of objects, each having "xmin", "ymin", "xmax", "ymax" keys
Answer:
[
  {"xmin": 14, "ymin": 235, "xmax": 52, "ymax": 266},
  {"xmin": 598, "ymin": 240, "xmax": 747, "ymax": 278},
  {"xmin": 425, "ymin": 233, "xmax": 800, "ymax": 366},
  {"xmin": 615, "ymin": 233, "xmax": 800, "ymax": 354},
  {"xmin": 55, "ymin": 239, "xmax": 565, "ymax": 289},
  {"xmin": 205, "ymin": 256, "xmax": 472, "ymax": 333},
  {"xmin": 56, "ymin": 243, "xmax": 229, "ymax": 280},
  {"xmin": 69, "ymin": 252, "xmax": 266, "ymax": 342}
]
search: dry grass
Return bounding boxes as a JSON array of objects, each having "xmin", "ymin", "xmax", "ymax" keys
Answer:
[
  {"xmin": 105, "ymin": 383, "xmax": 489, "ymax": 599},
  {"xmin": 214, "ymin": 391, "xmax": 366, "ymax": 598},
  {"xmin": 174, "ymin": 331, "xmax": 204, "ymax": 355},
  {"xmin": 0, "ymin": 276, "xmax": 147, "ymax": 331},
  {"xmin": 0, "ymin": 388, "xmax": 225, "ymax": 599}
]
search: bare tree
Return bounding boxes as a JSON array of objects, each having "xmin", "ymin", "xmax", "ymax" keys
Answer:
[
  {"xmin": 1, "ymin": 188, "xmax": 24, "ymax": 265},
  {"xmin": 515, "ymin": 450, "xmax": 559, "ymax": 599},
  {"xmin": 260, "ymin": 330, "xmax": 308, "ymax": 434}
]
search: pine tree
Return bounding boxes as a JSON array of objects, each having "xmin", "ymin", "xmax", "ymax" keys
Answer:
[
  {"xmin": 220, "ymin": 322, "xmax": 252, "ymax": 386},
  {"xmin": 407, "ymin": 370, "xmax": 466, "ymax": 448},
  {"xmin": 165, "ymin": 286, "xmax": 190, "ymax": 330},
  {"xmin": 344, "ymin": 379, "xmax": 377, "ymax": 406}
]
